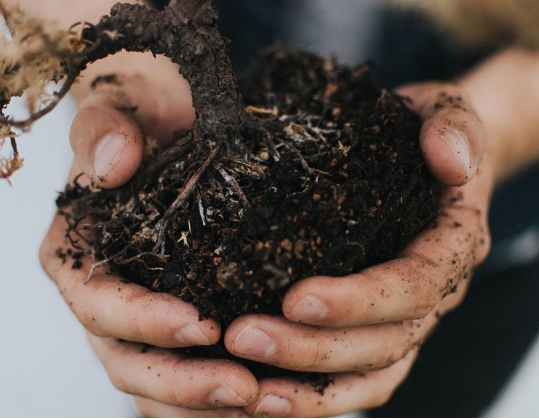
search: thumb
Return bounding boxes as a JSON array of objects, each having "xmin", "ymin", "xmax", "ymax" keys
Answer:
[
  {"xmin": 70, "ymin": 91, "xmax": 144, "ymax": 189},
  {"xmin": 70, "ymin": 73, "xmax": 194, "ymax": 189},
  {"xmin": 395, "ymin": 82, "xmax": 485, "ymax": 187}
]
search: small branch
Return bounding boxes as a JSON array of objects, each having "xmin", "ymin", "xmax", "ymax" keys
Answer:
[
  {"xmin": 117, "ymin": 252, "xmax": 168, "ymax": 267},
  {"xmin": 262, "ymin": 263, "xmax": 291, "ymax": 290},
  {"xmin": 196, "ymin": 189, "xmax": 206, "ymax": 226},
  {"xmin": 0, "ymin": 137, "xmax": 23, "ymax": 182},
  {"xmin": 5, "ymin": 70, "xmax": 78, "ymax": 130},
  {"xmin": 281, "ymin": 139, "xmax": 331, "ymax": 177},
  {"xmin": 135, "ymin": 133, "xmax": 194, "ymax": 189},
  {"xmin": 214, "ymin": 164, "xmax": 252, "ymax": 209},
  {"xmin": 152, "ymin": 143, "xmax": 221, "ymax": 253},
  {"xmin": 84, "ymin": 253, "xmax": 118, "ymax": 285},
  {"xmin": 243, "ymin": 117, "xmax": 280, "ymax": 161},
  {"xmin": 245, "ymin": 105, "xmax": 278, "ymax": 116},
  {"xmin": 82, "ymin": 225, "xmax": 159, "ymax": 284},
  {"xmin": 79, "ymin": 1, "xmax": 246, "ymax": 131},
  {"xmin": 9, "ymin": 137, "xmax": 19, "ymax": 159}
]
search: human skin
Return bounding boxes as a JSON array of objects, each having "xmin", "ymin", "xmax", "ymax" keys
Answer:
[{"xmin": 11, "ymin": 0, "xmax": 539, "ymax": 416}]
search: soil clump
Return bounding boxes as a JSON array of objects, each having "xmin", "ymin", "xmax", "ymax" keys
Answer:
[{"xmin": 57, "ymin": 49, "xmax": 440, "ymax": 384}]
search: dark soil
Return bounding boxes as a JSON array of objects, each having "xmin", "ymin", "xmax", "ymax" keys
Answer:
[{"xmin": 57, "ymin": 49, "xmax": 440, "ymax": 385}]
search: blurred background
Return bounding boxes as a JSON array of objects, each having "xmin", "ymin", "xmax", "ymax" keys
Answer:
[{"xmin": 1, "ymin": 0, "xmax": 539, "ymax": 416}]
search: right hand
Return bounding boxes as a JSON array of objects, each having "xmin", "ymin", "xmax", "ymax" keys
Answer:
[{"xmin": 40, "ymin": 67, "xmax": 260, "ymax": 413}]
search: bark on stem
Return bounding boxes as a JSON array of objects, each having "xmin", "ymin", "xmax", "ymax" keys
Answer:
[{"xmin": 79, "ymin": 0, "xmax": 246, "ymax": 135}]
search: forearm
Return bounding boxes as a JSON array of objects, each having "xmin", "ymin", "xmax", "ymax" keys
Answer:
[
  {"xmin": 458, "ymin": 47, "xmax": 539, "ymax": 184},
  {"xmin": 2, "ymin": 0, "xmax": 183, "ymax": 102}
]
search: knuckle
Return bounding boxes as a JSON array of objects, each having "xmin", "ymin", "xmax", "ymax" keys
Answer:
[
  {"xmin": 412, "ymin": 289, "xmax": 440, "ymax": 319},
  {"xmin": 440, "ymin": 283, "xmax": 468, "ymax": 313},
  {"xmin": 474, "ymin": 230, "xmax": 492, "ymax": 267},
  {"xmin": 38, "ymin": 239, "xmax": 54, "ymax": 279},
  {"xmin": 167, "ymin": 387, "xmax": 188, "ymax": 407},
  {"xmin": 107, "ymin": 368, "xmax": 131, "ymax": 394},
  {"xmin": 371, "ymin": 333, "xmax": 414, "ymax": 371},
  {"xmin": 133, "ymin": 397, "xmax": 154, "ymax": 418},
  {"xmin": 368, "ymin": 363, "xmax": 410, "ymax": 408},
  {"xmin": 383, "ymin": 254, "xmax": 443, "ymax": 320},
  {"xmin": 370, "ymin": 385, "xmax": 396, "ymax": 409},
  {"xmin": 75, "ymin": 300, "xmax": 111, "ymax": 336},
  {"xmin": 133, "ymin": 317, "xmax": 160, "ymax": 343},
  {"xmin": 294, "ymin": 340, "xmax": 325, "ymax": 371},
  {"xmin": 373, "ymin": 349, "xmax": 407, "ymax": 371},
  {"xmin": 407, "ymin": 278, "xmax": 446, "ymax": 321},
  {"xmin": 78, "ymin": 311, "xmax": 106, "ymax": 336},
  {"xmin": 450, "ymin": 287, "xmax": 467, "ymax": 307}
]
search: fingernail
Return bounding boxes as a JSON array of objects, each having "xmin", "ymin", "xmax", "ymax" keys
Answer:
[
  {"xmin": 440, "ymin": 128, "xmax": 476, "ymax": 179},
  {"xmin": 291, "ymin": 294, "xmax": 328, "ymax": 323},
  {"xmin": 175, "ymin": 324, "xmax": 211, "ymax": 346},
  {"xmin": 254, "ymin": 394, "xmax": 291, "ymax": 417},
  {"xmin": 210, "ymin": 385, "xmax": 248, "ymax": 407},
  {"xmin": 232, "ymin": 324, "xmax": 275, "ymax": 360},
  {"xmin": 94, "ymin": 131, "xmax": 128, "ymax": 179}
]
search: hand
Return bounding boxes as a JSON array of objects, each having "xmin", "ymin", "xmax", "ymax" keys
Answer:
[
  {"xmin": 40, "ymin": 66, "xmax": 260, "ymax": 412},
  {"xmin": 218, "ymin": 81, "xmax": 492, "ymax": 417},
  {"xmin": 44, "ymin": 77, "xmax": 490, "ymax": 416},
  {"xmin": 45, "ymin": 46, "xmax": 534, "ymax": 417}
]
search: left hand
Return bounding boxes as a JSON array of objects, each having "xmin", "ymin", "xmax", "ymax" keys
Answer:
[
  {"xmin": 214, "ymin": 81, "xmax": 491, "ymax": 417},
  {"xmin": 40, "ymin": 67, "xmax": 259, "ymax": 414}
]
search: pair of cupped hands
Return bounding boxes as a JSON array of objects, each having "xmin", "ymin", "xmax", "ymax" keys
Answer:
[{"xmin": 40, "ymin": 52, "xmax": 492, "ymax": 417}]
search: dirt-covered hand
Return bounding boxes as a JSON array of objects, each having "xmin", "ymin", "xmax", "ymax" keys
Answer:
[
  {"xmin": 221, "ymin": 82, "xmax": 492, "ymax": 416},
  {"xmin": 39, "ymin": 68, "xmax": 263, "ymax": 411},
  {"xmin": 40, "ymin": 164, "xmax": 259, "ymax": 410},
  {"xmin": 396, "ymin": 82, "xmax": 485, "ymax": 187}
]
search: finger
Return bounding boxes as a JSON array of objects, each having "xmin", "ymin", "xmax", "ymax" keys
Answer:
[
  {"xmin": 70, "ymin": 64, "xmax": 194, "ymax": 188},
  {"xmin": 70, "ymin": 85, "xmax": 145, "ymax": 188},
  {"xmin": 282, "ymin": 166, "xmax": 492, "ymax": 328},
  {"xmin": 40, "ymin": 209, "xmax": 220, "ymax": 348},
  {"xmin": 225, "ymin": 312, "xmax": 435, "ymax": 373},
  {"xmin": 245, "ymin": 350, "xmax": 418, "ymax": 418},
  {"xmin": 133, "ymin": 396, "xmax": 250, "ymax": 418},
  {"xmin": 227, "ymin": 274, "xmax": 471, "ymax": 374},
  {"xmin": 396, "ymin": 82, "xmax": 485, "ymax": 186},
  {"xmin": 88, "ymin": 334, "xmax": 259, "ymax": 410}
]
